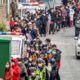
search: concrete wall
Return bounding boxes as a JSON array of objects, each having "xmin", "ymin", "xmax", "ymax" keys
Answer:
[{"xmin": 0, "ymin": 0, "xmax": 6, "ymax": 22}]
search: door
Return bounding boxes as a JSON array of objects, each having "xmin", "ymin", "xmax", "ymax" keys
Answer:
[{"xmin": 0, "ymin": 40, "xmax": 10, "ymax": 78}]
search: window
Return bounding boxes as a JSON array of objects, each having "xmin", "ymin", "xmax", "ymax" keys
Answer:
[{"xmin": 0, "ymin": 0, "xmax": 3, "ymax": 5}]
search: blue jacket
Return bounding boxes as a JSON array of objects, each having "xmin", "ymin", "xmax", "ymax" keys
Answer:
[{"xmin": 30, "ymin": 28, "xmax": 36, "ymax": 39}]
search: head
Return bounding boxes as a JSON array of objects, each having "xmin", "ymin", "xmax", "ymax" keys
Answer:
[
  {"xmin": 37, "ymin": 58, "xmax": 44, "ymax": 68},
  {"xmin": 29, "ymin": 56, "xmax": 33, "ymax": 62},
  {"xmin": 28, "ymin": 22, "xmax": 33, "ymax": 29},
  {"xmin": 14, "ymin": 21, "xmax": 18, "ymax": 25},
  {"xmin": 18, "ymin": 58, "xmax": 23, "ymax": 65},
  {"xmin": 11, "ymin": 58, "xmax": 18, "ymax": 67},
  {"xmin": 30, "ymin": 67, "xmax": 36, "ymax": 77},
  {"xmin": 52, "ymin": 44, "xmax": 57, "ymax": 50},
  {"xmin": 5, "ymin": 62, "xmax": 11, "ymax": 69},
  {"xmin": 40, "ymin": 54, "xmax": 44, "ymax": 59},
  {"xmin": 48, "ymin": 54, "xmax": 53, "ymax": 59},
  {"xmin": 32, "ymin": 61, "xmax": 37, "ymax": 67},
  {"xmin": 45, "ymin": 38, "xmax": 51, "ymax": 44}
]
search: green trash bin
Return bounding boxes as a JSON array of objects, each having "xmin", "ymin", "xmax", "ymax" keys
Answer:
[{"xmin": 0, "ymin": 37, "xmax": 11, "ymax": 79}]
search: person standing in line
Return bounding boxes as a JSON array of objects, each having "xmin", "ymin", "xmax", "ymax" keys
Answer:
[
  {"xmin": 70, "ymin": 6, "xmax": 75, "ymax": 27},
  {"xmin": 4, "ymin": 62, "xmax": 13, "ymax": 80},
  {"xmin": 40, "ymin": 12, "xmax": 48, "ymax": 37},
  {"xmin": 11, "ymin": 58, "xmax": 21, "ymax": 80}
]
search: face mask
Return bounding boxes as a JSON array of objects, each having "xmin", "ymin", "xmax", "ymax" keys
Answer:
[
  {"xmin": 48, "ymin": 50, "xmax": 52, "ymax": 53},
  {"xmin": 27, "ymin": 48, "xmax": 30, "ymax": 50},
  {"xmin": 38, "ymin": 63, "xmax": 42, "ymax": 67},
  {"xmin": 29, "ymin": 58, "xmax": 32, "ymax": 61},
  {"xmin": 24, "ymin": 61, "xmax": 28, "ymax": 64},
  {"xmin": 36, "ymin": 51, "xmax": 39, "ymax": 53},
  {"xmin": 5, "ymin": 64, "xmax": 10, "ymax": 68},
  {"xmin": 11, "ymin": 62, "xmax": 15, "ymax": 66},
  {"xmin": 29, "ymin": 63, "xmax": 31, "ymax": 66},
  {"xmin": 31, "ymin": 50, "xmax": 34, "ymax": 52},
  {"xmin": 18, "ymin": 62, "xmax": 22, "ymax": 64},
  {"xmin": 32, "ymin": 63, "xmax": 36, "ymax": 66},
  {"xmin": 31, "ymin": 72, "xmax": 36, "ymax": 76}
]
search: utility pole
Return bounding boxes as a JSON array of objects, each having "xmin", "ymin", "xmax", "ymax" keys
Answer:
[
  {"xmin": 52, "ymin": 0, "xmax": 56, "ymax": 8},
  {"xmin": 6, "ymin": 0, "xmax": 10, "ymax": 17}
]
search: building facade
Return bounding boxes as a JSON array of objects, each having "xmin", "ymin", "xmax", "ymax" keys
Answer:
[{"xmin": 0, "ymin": 0, "xmax": 18, "ymax": 22}]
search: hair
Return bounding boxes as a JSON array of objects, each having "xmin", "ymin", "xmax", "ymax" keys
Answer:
[
  {"xmin": 46, "ymin": 38, "xmax": 51, "ymax": 43},
  {"xmin": 52, "ymin": 44, "xmax": 57, "ymax": 48},
  {"xmin": 5, "ymin": 62, "xmax": 11, "ymax": 71}
]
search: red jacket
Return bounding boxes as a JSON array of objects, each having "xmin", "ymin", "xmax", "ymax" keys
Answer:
[
  {"xmin": 12, "ymin": 59, "xmax": 21, "ymax": 80},
  {"xmin": 10, "ymin": 20, "xmax": 15, "ymax": 27},
  {"xmin": 4, "ymin": 68, "xmax": 13, "ymax": 80}
]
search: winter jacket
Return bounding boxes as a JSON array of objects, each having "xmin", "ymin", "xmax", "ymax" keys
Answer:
[
  {"xmin": 50, "ymin": 64, "xmax": 58, "ymax": 80},
  {"xmin": 75, "ymin": 14, "xmax": 80, "ymax": 28},
  {"xmin": 54, "ymin": 49, "xmax": 61, "ymax": 63},
  {"xmin": 66, "ymin": 8, "xmax": 70, "ymax": 16},
  {"xmin": 36, "ymin": 18, "xmax": 42, "ymax": 28},
  {"xmin": 29, "ymin": 28, "xmax": 36, "ymax": 39},
  {"xmin": 12, "ymin": 59, "xmax": 21, "ymax": 80},
  {"xmin": 10, "ymin": 20, "xmax": 15, "ymax": 27},
  {"xmin": 4, "ymin": 68, "xmax": 13, "ymax": 80},
  {"xmin": 40, "ymin": 15, "xmax": 48, "ymax": 26}
]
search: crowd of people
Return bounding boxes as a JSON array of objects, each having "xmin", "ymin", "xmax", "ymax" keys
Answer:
[
  {"xmin": 4, "ymin": 0, "xmax": 80, "ymax": 80},
  {"xmin": 9, "ymin": 1, "xmax": 80, "ymax": 37},
  {"xmin": 4, "ymin": 38, "xmax": 61, "ymax": 80}
]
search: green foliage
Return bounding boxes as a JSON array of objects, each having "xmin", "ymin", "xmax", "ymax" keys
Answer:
[{"xmin": 0, "ymin": 22, "xmax": 7, "ymax": 32}]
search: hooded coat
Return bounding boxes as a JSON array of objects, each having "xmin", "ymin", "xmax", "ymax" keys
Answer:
[{"xmin": 12, "ymin": 59, "xmax": 21, "ymax": 80}]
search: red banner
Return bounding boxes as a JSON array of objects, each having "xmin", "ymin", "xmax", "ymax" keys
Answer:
[{"xmin": 30, "ymin": 0, "xmax": 37, "ymax": 2}]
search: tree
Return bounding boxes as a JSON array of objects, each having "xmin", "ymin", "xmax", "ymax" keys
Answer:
[{"xmin": 0, "ymin": 22, "xmax": 7, "ymax": 32}]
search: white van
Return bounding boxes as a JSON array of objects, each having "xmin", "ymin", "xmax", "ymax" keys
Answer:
[{"xmin": 0, "ymin": 35, "xmax": 26, "ymax": 58}]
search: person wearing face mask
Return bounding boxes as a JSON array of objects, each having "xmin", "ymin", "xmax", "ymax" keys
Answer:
[
  {"xmin": 52, "ymin": 44, "xmax": 62, "ymax": 70},
  {"xmin": 50, "ymin": 58, "xmax": 60, "ymax": 80},
  {"xmin": 4, "ymin": 62, "xmax": 13, "ymax": 80},
  {"xmin": 29, "ymin": 22, "xmax": 37, "ymax": 40},
  {"xmin": 11, "ymin": 58, "xmax": 21, "ymax": 80},
  {"xmin": 18, "ymin": 58, "xmax": 27, "ymax": 80},
  {"xmin": 28, "ymin": 67, "xmax": 40, "ymax": 80},
  {"xmin": 36, "ymin": 58, "xmax": 47, "ymax": 80}
]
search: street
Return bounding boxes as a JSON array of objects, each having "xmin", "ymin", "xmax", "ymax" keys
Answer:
[{"xmin": 41, "ymin": 27, "xmax": 80, "ymax": 80}]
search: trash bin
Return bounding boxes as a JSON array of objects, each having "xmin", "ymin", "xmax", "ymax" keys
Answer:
[{"xmin": 0, "ymin": 37, "xmax": 11, "ymax": 79}]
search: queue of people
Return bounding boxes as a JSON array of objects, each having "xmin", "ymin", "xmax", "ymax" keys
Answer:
[
  {"xmin": 4, "ymin": 38, "xmax": 61, "ymax": 80},
  {"xmin": 4, "ymin": 0, "xmax": 80, "ymax": 80},
  {"xmin": 9, "ymin": 1, "xmax": 80, "ymax": 37}
]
